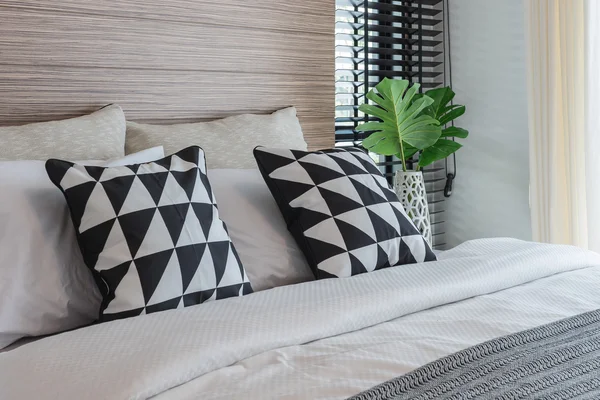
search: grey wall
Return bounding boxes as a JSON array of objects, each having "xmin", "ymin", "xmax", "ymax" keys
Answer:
[{"xmin": 446, "ymin": 0, "xmax": 532, "ymax": 247}]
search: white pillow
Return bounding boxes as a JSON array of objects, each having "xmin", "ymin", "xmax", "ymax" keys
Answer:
[
  {"xmin": 0, "ymin": 147, "xmax": 165, "ymax": 349},
  {"xmin": 126, "ymin": 107, "xmax": 307, "ymax": 169},
  {"xmin": 0, "ymin": 104, "xmax": 126, "ymax": 161},
  {"xmin": 208, "ymin": 169, "xmax": 313, "ymax": 292}
]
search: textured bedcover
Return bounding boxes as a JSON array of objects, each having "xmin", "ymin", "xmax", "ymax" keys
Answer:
[{"xmin": 2, "ymin": 239, "xmax": 600, "ymax": 400}]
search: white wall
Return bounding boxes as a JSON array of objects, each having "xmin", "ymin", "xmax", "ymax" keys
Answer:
[{"xmin": 446, "ymin": 0, "xmax": 532, "ymax": 247}]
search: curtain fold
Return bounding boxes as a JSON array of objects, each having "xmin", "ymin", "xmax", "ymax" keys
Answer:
[
  {"xmin": 526, "ymin": 0, "xmax": 592, "ymax": 249},
  {"xmin": 585, "ymin": 1, "xmax": 600, "ymax": 252}
]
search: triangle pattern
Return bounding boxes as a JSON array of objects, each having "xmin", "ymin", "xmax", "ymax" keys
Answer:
[
  {"xmin": 334, "ymin": 218, "xmax": 377, "ymax": 251},
  {"xmin": 135, "ymin": 249, "xmax": 175, "ymax": 304},
  {"xmin": 98, "ymin": 166, "xmax": 135, "ymax": 183},
  {"xmin": 170, "ymin": 155, "xmax": 198, "ymax": 172},
  {"xmin": 216, "ymin": 244, "xmax": 244, "ymax": 287},
  {"xmin": 275, "ymin": 180, "xmax": 316, "ymax": 207},
  {"xmin": 95, "ymin": 219, "xmax": 133, "ymax": 270},
  {"xmin": 100, "ymin": 261, "xmax": 132, "ymax": 298},
  {"xmin": 296, "ymin": 208, "xmax": 331, "ymax": 231},
  {"xmin": 175, "ymin": 146, "xmax": 201, "ymax": 165},
  {"xmin": 298, "ymin": 161, "xmax": 346, "ymax": 185},
  {"xmin": 54, "ymin": 162, "xmax": 88, "ymax": 190},
  {"xmin": 176, "ymin": 243, "xmax": 208, "ymax": 292},
  {"xmin": 253, "ymin": 147, "xmax": 297, "ymax": 173},
  {"xmin": 304, "ymin": 217, "xmax": 347, "ymax": 251},
  {"xmin": 85, "ymin": 165, "xmax": 105, "ymax": 182},
  {"xmin": 252, "ymin": 147, "xmax": 437, "ymax": 280},
  {"xmin": 178, "ymin": 205, "xmax": 208, "ymax": 247},
  {"xmin": 137, "ymin": 172, "xmax": 169, "ymax": 205},
  {"xmin": 350, "ymin": 244, "xmax": 379, "ymax": 273},
  {"xmin": 349, "ymin": 252, "xmax": 368, "ymax": 276},
  {"xmin": 305, "ymin": 236, "xmax": 347, "ymax": 266},
  {"xmin": 297, "ymin": 152, "xmax": 346, "ymax": 176},
  {"xmin": 146, "ymin": 251, "xmax": 183, "ymax": 306},
  {"xmin": 158, "ymin": 203, "xmax": 190, "ymax": 245},
  {"xmin": 64, "ymin": 181, "xmax": 97, "ymax": 229},
  {"xmin": 191, "ymin": 203, "xmax": 214, "ymax": 240},
  {"xmin": 270, "ymin": 160, "xmax": 315, "ymax": 186},
  {"xmin": 182, "ymin": 245, "xmax": 216, "ymax": 294},
  {"xmin": 207, "ymin": 215, "xmax": 231, "ymax": 243},
  {"xmin": 328, "ymin": 152, "xmax": 369, "ymax": 176},
  {"xmin": 119, "ymin": 208, "xmax": 158, "ymax": 259},
  {"xmin": 349, "ymin": 174, "xmax": 389, "ymax": 204},
  {"xmin": 290, "ymin": 186, "xmax": 332, "ymax": 217},
  {"xmin": 318, "ymin": 186, "xmax": 364, "ymax": 216},
  {"xmin": 146, "ymin": 297, "xmax": 183, "ymax": 314},
  {"xmin": 318, "ymin": 176, "xmax": 364, "ymax": 206},
  {"xmin": 334, "ymin": 207, "xmax": 377, "ymax": 242},
  {"xmin": 190, "ymin": 171, "xmax": 212, "ymax": 204},
  {"xmin": 171, "ymin": 168, "xmax": 198, "ymax": 201},
  {"xmin": 207, "ymin": 241, "xmax": 230, "ymax": 285},
  {"xmin": 158, "ymin": 173, "xmax": 191, "ymax": 206},
  {"xmin": 134, "ymin": 210, "xmax": 175, "ymax": 259},
  {"xmin": 46, "ymin": 146, "xmax": 252, "ymax": 322},
  {"xmin": 79, "ymin": 218, "xmax": 116, "ymax": 269},
  {"xmin": 118, "ymin": 175, "xmax": 158, "ymax": 216},
  {"xmin": 316, "ymin": 252, "xmax": 351, "ymax": 278},
  {"xmin": 103, "ymin": 262, "xmax": 146, "ymax": 315},
  {"xmin": 348, "ymin": 150, "xmax": 383, "ymax": 175},
  {"xmin": 79, "ymin": 183, "xmax": 117, "ymax": 233},
  {"xmin": 101, "ymin": 175, "xmax": 136, "ymax": 216}
]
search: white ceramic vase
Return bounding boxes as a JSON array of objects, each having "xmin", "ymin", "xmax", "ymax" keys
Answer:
[{"xmin": 393, "ymin": 170, "xmax": 432, "ymax": 246}]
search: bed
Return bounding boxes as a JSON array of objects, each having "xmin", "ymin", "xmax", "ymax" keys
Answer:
[
  {"xmin": 3, "ymin": 239, "xmax": 600, "ymax": 399},
  {"xmin": 1, "ymin": 2, "xmax": 600, "ymax": 400}
]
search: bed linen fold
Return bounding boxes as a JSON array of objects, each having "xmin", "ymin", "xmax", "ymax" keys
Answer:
[
  {"xmin": 1, "ymin": 238, "xmax": 599, "ymax": 400},
  {"xmin": 350, "ymin": 308, "xmax": 600, "ymax": 400}
]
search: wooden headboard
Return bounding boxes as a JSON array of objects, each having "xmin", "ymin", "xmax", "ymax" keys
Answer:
[{"xmin": 0, "ymin": 1, "xmax": 334, "ymax": 149}]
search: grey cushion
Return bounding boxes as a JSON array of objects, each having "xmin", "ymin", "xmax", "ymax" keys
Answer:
[
  {"xmin": 125, "ymin": 107, "xmax": 307, "ymax": 169},
  {"xmin": 0, "ymin": 105, "xmax": 126, "ymax": 161}
]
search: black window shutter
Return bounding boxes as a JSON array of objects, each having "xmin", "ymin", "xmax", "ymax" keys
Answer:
[{"xmin": 335, "ymin": 0, "xmax": 447, "ymax": 248}]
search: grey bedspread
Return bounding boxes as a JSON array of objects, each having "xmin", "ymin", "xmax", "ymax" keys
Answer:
[{"xmin": 350, "ymin": 309, "xmax": 600, "ymax": 400}]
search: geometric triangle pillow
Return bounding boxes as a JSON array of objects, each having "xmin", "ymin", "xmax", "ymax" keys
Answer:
[
  {"xmin": 46, "ymin": 146, "xmax": 252, "ymax": 322},
  {"xmin": 253, "ymin": 146, "xmax": 436, "ymax": 279}
]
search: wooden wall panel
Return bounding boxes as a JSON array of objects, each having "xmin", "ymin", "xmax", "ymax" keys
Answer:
[{"xmin": 0, "ymin": 1, "xmax": 335, "ymax": 149}]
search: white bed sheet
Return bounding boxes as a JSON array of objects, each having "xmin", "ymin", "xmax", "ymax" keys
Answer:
[
  {"xmin": 2, "ymin": 238, "xmax": 600, "ymax": 400},
  {"xmin": 167, "ymin": 259, "xmax": 600, "ymax": 400}
]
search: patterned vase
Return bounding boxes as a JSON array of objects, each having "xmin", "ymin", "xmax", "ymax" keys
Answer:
[{"xmin": 393, "ymin": 170, "xmax": 432, "ymax": 246}]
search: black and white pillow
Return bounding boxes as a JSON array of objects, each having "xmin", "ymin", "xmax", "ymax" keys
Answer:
[
  {"xmin": 253, "ymin": 146, "xmax": 436, "ymax": 279},
  {"xmin": 46, "ymin": 146, "xmax": 252, "ymax": 322}
]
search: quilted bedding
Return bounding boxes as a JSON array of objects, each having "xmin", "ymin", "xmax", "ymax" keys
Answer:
[{"xmin": 2, "ymin": 238, "xmax": 600, "ymax": 400}]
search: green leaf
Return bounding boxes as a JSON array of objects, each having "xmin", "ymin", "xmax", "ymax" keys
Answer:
[
  {"xmin": 400, "ymin": 143, "xmax": 418, "ymax": 160},
  {"xmin": 422, "ymin": 87, "xmax": 466, "ymax": 127},
  {"xmin": 441, "ymin": 126, "xmax": 469, "ymax": 138},
  {"xmin": 358, "ymin": 104, "xmax": 388, "ymax": 122},
  {"xmin": 418, "ymin": 139, "xmax": 463, "ymax": 167},
  {"xmin": 438, "ymin": 105, "xmax": 466, "ymax": 126},
  {"xmin": 355, "ymin": 121, "xmax": 387, "ymax": 132},
  {"xmin": 402, "ymin": 124, "xmax": 442, "ymax": 149},
  {"xmin": 358, "ymin": 78, "xmax": 442, "ymax": 158},
  {"xmin": 362, "ymin": 131, "xmax": 402, "ymax": 155},
  {"xmin": 424, "ymin": 87, "xmax": 455, "ymax": 118}
]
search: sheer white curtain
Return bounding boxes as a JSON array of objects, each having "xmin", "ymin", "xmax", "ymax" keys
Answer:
[
  {"xmin": 585, "ymin": 1, "xmax": 600, "ymax": 251},
  {"xmin": 526, "ymin": 0, "xmax": 600, "ymax": 251}
]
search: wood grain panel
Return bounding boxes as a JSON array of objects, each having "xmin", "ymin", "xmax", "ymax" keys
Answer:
[
  {"xmin": 0, "ymin": 1, "xmax": 335, "ymax": 149},
  {"xmin": 0, "ymin": 67, "xmax": 333, "ymax": 149},
  {"xmin": 0, "ymin": 1, "xmax": 332, "ymax": 34},
  {"xmin": 0, "ymin": 8, "xmax": 331, "ymax": 76}
]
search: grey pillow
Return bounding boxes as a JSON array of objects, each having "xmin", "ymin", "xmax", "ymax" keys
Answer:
[
  {"xmin": 125, "ymin": 107, "xmax": 307, "ymax": 169},
  {"xmin": 0, "ymin": 104, "xmax": 126, "ymax": 161}
]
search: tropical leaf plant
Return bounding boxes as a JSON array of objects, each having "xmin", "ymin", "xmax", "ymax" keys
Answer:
[
  {"xmin": 355, "ymin": 78, "xmax": 441, "ymax": 171},
  {"xmin": 415, "ymin": 87, "xmax": 468, "ymax": 168}
]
